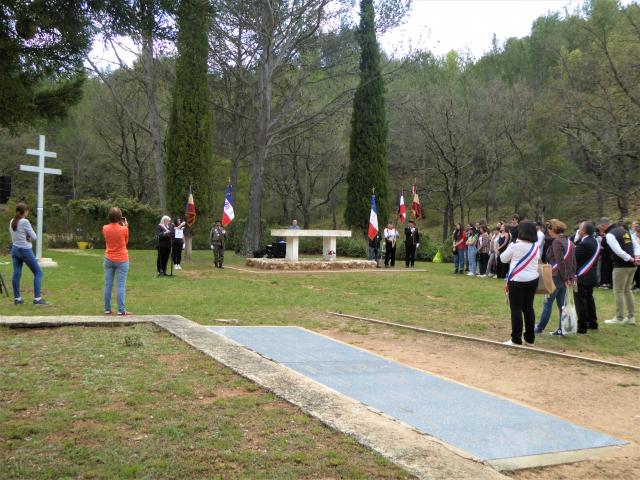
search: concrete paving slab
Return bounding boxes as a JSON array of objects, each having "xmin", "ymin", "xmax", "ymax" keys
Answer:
[
  {"xmin": 0, "ymin": 315, "xmax": 507, "ymax": 480},
  {"xmin": 209, "ymin": 326, "xmax": 627, "ymax": 469}
]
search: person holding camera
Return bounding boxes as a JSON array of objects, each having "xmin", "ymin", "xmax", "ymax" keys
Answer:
[
  {"xmin": 156, "ymin": 215, "xmax": 172, "ymax": 276},
  {"xmin": 172, "ymin": 217, "xmax": 186, "ymax": 270},
  {"xmin": 102, "ymin": 207, "xmax": 131, "ymax": 315},
  {"xmin": 10, "ymin": 202, "xmax": 49, "ymax": 305}
]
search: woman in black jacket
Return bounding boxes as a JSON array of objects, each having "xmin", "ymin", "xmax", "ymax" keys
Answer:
[{"xmin": 156, "ymin": 215, "xmax": 172, "ymax": 276}]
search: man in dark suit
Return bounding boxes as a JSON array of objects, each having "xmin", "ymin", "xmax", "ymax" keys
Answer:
[
  {"xmin": 404, "ymin": 220, "xmax": 420, "ymax": 268},
  {"xmin": 575, "ymin": 221, "xmax": 600, "ymax": 333}
]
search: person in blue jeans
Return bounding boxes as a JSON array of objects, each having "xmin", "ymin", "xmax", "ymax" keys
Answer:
[
  {"xmin": 452, "ymin": 223, "xmax": 466, "ymax": 274},
  {"xmin": 9, "ymin": 202, "xmax": 49, "ymax": 305},
  {"xmin": 466, "ymin": 226, "xmax": 478, "ymax": 276},
  {"xmin": 102, "ymin": 207, "xmax": 132, "ymax": 315},
  {"xmin": 535, "ymin": 219, "xmax": 576, "ymax": 335}
]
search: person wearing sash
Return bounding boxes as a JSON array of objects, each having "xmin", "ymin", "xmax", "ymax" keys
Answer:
[
  {"xmin": 404, "ymin": 220, "xmax": 420, "ymax": 268},
  {"xmin": 575, "ymin": 222, "xmax": 599, "ymax": 333},
  {"xmin": 383, "ymin": 222, "xmax": 399, "ymax": 268},
  {"xmin": 500, "ymin": 221, "xmax": 540, "ymax": 346},
  {"xmin": 598, "ymin": 218, "xmax": 640, "ymax": 325},
  {"xmin": 171, "ymin": 217, "xmax": 186, "ymax": 270},
  {"xmin": 535, "ymin": 219, "xmax": 577, "ymax": 336}
]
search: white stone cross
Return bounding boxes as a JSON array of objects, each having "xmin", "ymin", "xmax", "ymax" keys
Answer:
[{"xmin": 20, "ymin": 135, "xmax": 61, "ymax": 262}]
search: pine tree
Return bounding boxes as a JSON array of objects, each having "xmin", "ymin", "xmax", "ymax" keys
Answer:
[
  {"xmin": 344, "ymin": 0, "xmax": 389, "ymax": 234},
  {"xmin": 165, "ymin": 0, "xmax": 214, "ymax": 223}
]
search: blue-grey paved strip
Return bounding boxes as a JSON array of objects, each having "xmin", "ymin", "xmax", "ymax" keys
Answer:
[{"xmin": 209, "ymin": 326, "xmax": 626, "ymax": 462}]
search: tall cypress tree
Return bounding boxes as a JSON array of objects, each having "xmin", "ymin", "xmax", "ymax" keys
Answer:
[
  {"xmin": 344, "ymin": 0, "xmax": 389, "ymax": 234},
  {"xmin": 165, "ymin": 0, "xmax": 214, "ymax": 221}
]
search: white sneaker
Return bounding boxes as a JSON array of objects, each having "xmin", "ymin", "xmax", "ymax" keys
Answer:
[
  {"xmin": 467, "ymin": 272, "xmax": 475, "ymax": 276},
  {"xmin": 604, "ymin": 318, "xmax": 626, "ymax": 324},
  {"xmin": 623, "ymin": 316, "xmax": 636, "ymax": 325},
  {"xmin": 502, "ymin": 340, "xmax": 520, "ymax": 346}
]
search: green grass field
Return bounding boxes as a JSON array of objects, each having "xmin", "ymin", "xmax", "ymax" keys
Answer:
[
  {"xmin": 0, "ymin": 248, "xmax": 638, "ymax": 363},
  {"xmin": 0, "ymin": 324, "xmax": 411, "ymax": 479}
]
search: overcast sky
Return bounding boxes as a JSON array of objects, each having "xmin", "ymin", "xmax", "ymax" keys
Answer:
[{"xmin": 379, "ymin": 0, "xmax": 582, "ymax": 59}]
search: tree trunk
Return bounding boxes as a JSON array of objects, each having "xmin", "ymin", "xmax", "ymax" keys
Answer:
[
  {"xmin": 331, "ymin": 195, "xmax": 337, "ymax": 229},
  {"xmin": 241, "ymin": 8, "xmax": 273, "ymax": 255},
  {"xmin": 141, "ymin": 31, "xmax": 166, "ymax": 211},
  {"xmin": 185, "ymin": 235, "xmax": 193, "ymax": 261},
  {"xmin": 489, "ymin": 170, "xmax": 497, "ymax": 212},
  {"xmin": 617, "ymin": 195, "xmax": 629, "ymax": 220},
  {"xmin": 442, "ymin": 207, "xmax": 449, "ymax": 243}
]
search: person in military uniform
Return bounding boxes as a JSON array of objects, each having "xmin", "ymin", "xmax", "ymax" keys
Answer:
[{"xmin": 210, "ymin": 220, "xmax": 227, "ymax": 268}]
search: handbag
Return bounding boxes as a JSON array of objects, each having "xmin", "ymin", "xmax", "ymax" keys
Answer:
[{"xmin": 536, "ymin": 264, "xmax": 555, "ymax": 295}]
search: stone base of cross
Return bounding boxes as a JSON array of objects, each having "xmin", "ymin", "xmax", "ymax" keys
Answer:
[{"xmin": 38, "ymin": 258, "xmax": 58, "ymax": 268}]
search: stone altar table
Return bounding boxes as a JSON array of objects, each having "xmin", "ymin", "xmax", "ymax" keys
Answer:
[{"xmin": 270, "ymin": 229, "xmax": 352, "ymax": 261}]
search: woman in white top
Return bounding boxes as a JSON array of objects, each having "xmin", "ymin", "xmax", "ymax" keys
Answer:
[
  {"xmin": 500, "ymin": 221, "xmax": 540, "ymax": 346},
  {"xmin": 171, "ymin": 217, "xmax": 186, "ymax": 270},
  {"xmin": 9, "ymin": 202, "xmax": 48, "ymax": 305}
]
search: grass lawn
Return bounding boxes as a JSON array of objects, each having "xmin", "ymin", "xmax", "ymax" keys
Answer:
[
  {"xmin": 0, "ymin": 249, "xmax": 638, "ymax": 363},
  {"xmin": 0, "ymin": 324, "xmax": 412, "ymax": 479}
]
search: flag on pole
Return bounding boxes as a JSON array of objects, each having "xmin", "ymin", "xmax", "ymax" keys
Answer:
[
  {"xmin": 222, "ymin": 183, "xmax": 235, "ymax": 227},
  {"xmin": 185, "ymin": 187, "xmax": 196, "ymax": 227},
  {"xmin": 368, "ymin": 194, "xmax": 379, "ymax": 240},
  {"xmin": 411, "ymin": 183, "xmax": 422, "ymax": 219},
  {"xmin": 398, "ymin": 190, "xmax": 406, "ymax": 224}
]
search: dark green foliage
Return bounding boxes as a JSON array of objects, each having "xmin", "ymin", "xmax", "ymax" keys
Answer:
[
  {"xmin": 164, "ymin": 0, "xmax": 214, "ymax": 225},
  {"xmin": 345, "ymin": 0, "xmax": 390, "ymax": 234},
  {"xmin": 67, "ymin": 197, "xmax": 161, "ymax": 248},
  {"xmin": 0, "ymin": 1, "xmax": 96, "ymax": 129}
]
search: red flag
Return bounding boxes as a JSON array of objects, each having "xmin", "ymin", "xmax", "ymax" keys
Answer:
[
  {"xmin": 411, "ymin": 183, "xmax": 422, "ymax": 219},
  {"xmin": 185, "ymin": 189, "xmax": 196, "ymax": 227},
  {"xmin": 398, "ymin": 190, "xmax": 406, "ymax": 224}
]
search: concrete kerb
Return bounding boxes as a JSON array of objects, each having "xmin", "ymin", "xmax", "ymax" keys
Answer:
[{"xmin": 0, "ymin": 314, "xmax": 506, "ymax": 480}]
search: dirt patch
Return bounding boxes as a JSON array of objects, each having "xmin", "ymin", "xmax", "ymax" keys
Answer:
[
  {"xmin": 178, "ymin": 269, "xmax": 215, "ymax": 279},
  {"xmin": 319, "ymin": 324, "xmax": 640, "ymax": 480}
]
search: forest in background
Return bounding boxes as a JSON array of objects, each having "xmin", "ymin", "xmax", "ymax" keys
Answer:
[{"xmin": 1, "ymin": 0, "xmax": 639, "ymax": 252}]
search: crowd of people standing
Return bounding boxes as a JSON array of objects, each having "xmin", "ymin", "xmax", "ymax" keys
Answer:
[{"xmin": 458, "ymin": 215, "xmax": 640, "ymax": 346}]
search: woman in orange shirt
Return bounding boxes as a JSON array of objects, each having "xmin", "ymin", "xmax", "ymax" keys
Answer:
[{"xmin": 102, "ymin": 207, "xmax": 132, "ymax": 316}]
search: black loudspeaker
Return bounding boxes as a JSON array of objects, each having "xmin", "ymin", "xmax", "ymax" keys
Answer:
[
  {"xmin": 273, "ymin": 241, "xmax": 286, "ymax": 258},
  {"xmin": 0, "ymin": 176, "xmax": 10, "ymax": 204}
]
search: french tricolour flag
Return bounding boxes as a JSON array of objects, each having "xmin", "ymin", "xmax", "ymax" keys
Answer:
[
  {"xmin": 398, "ymin": 190, "xmax": 406, "ymax": 224},
  {"xmin": 221, "ymin": 184, "xmax": 235, "ymax": 227},
  {"xmin": 368, "ymin": 194, "xmax": 379, "ymax": 240}
]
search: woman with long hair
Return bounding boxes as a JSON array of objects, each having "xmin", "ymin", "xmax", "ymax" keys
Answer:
[
  {"xmin": 172, "ymin": 217, "xmax": 186, "ymax": 270},
  {"xmin": 9, "ymin": 202, "xmax": 48, "ymax": 305},
  {"xmin": 156, "ymin": 215, "xmax": 172, "ymax": 276},
  {"xmin": 452, "ymin": 223, "xmax": 467, "ymax": 274},
  {"xmin": 536, "ymin": 219, "xmax": 577, "ymax": 336},
  {"xmin": 500, "ymin": 221, "xmax": 540, "ymax": 345},
  {"xmin": 102, "ymin": 207, "xmax": 132, "ymax": 315},
  {"xmin": 466, "ymin": 225, "xmax": 479, "ymax": 276},
  {"xmin": 495, "ymin": 222, "xmax": 511, "ymax": 279}
]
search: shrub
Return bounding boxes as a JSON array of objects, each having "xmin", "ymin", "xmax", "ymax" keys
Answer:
[{"xmin": 68, "ymin": 197, "xmax": 161, "ymax": 249}]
